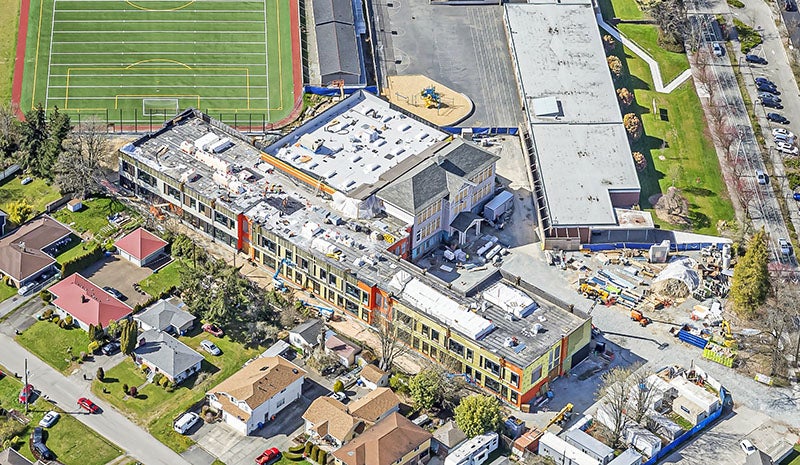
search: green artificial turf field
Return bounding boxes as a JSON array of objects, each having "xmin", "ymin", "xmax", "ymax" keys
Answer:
[{"xmin": 19, "ymin": 0, "xmax": 298, "ymax": 128}]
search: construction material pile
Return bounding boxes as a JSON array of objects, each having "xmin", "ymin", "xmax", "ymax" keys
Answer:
[{"xmin": 652, "ymin": 258, "xmax": 700, "ymax": 298}]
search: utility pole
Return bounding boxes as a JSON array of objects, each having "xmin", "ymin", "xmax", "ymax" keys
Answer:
[{"xmin": 23, "ymin": 358, "xmax": 28, "ymax": 414}]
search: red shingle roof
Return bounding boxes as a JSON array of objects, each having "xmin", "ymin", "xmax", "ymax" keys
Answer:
[
  {"xmin": 114, "ymin": 228, "xmax": 167, "ymax": 261},
  {"xmin": 49, "ymin": 274, "xmax": 132, "ymax": 327}
]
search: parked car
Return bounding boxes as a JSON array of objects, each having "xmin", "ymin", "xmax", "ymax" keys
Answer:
[
  {"xmin": 32, "ymin": 441, "xmax": 55, "ymax": 460},
  {"xmin": 786, "ymin": 0, "xmax": 796, "ymax": 11},
  {"xmin": 202, "ymin": 323, "xmax": 224, "ymax": 337},
  {"xmin": 39, "ymin": 411, "xmax": 60, "ymax": 428},
  {"xmin": 77, "ymin": 397, "xmax": 101, "ymax": 414},
  {"xmin": 101, "ymin": 341, "xmax": 121, "ymax": 356},
  {"xmin": 200, "ymin": 339, "xmax": 222, "ymax": 356},
  {"xmin": 756, "ymin": 170, "xmax": 768, "ymax": 185},
  {"xmin": 757, "ymin": 83, "xmax": 780, "ymax": 94},
  {"xmin": 712, "ymin": 42, "xmax": 724, "ymax": 56},
  {"xmin": 255, "ymin": 448, "xmax": 281, "ymax": 465},
  {"xmin": 746, "ymin": 54, "xmax": 768, "ymax": 64},
  {"xmin": 18, "ymin": 282, "xmax": 36, "ymax": 296},
  {"xmin": 740, "ymin": 439, "xmax": 758, "ymax": 455},
  {"xmin": 173, "ymin": 412, "xmax": 200, "ymax": 435},
  {"xmin": 759, "ymin": 92, "xmax": 781, "ymax": 102},
  {"xmin": 19, "ymin": 384, "xmax": 34, "ymax": 404},
  {"xmin": 794, "ymin": 192, "xmax": 800, "ymax": 201},
  {"xmin": 774, "ymin": 134, "xmax": 795, "ymax": 144},
  {"xmin": 21, "ymin": 177, "xmax": 33, "ymax": 185},
  {"xmin": 32, "ymin": 427, "xmax": 44, "ymax": 444},
  {"xmin": 776, "ymin": 142, "xmax": 798, "ymax": 155},
  {"xmin": 102, "ymin": 286, "xmax": 124, "ymax": 300},
  {"xmin": 767, "ymin": 113, "xmax": 790, "ymax": 124},
  {"xmin": 780, "ymin": 239, "xmax": 793, "ymax": 256},
  {"xmin": 756, "ymin": 77, "xmax": 775, "ymax": 86},
  {"xmin": 761, "ymin": 98, "xmax": 783, "ymax": 109},
  {"xmin": 773, "ymin": 128, "xmax": 795, "ymax": 138},
  {"xmin": 330, "ymin": 391, "xmax": 347, "ymax": 402}
]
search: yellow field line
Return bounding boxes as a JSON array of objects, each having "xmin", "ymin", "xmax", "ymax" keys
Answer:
[{"xmin": 125, "ymin": 0, "xmax": 196, "ymax": 11}]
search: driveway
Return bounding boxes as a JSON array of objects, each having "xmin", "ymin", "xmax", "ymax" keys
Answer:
[
  {"xmin": 81, "ymin": 254, "xmax": 153, "ymax": 306},
  {"xmin": 191, "ymin": 378, "xmax": 330, "ymax": 464}
]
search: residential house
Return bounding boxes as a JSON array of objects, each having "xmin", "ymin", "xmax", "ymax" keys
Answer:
[
  {"xmin": 745, "ymin": 451, "xmax": 774, "ymax": 465},
  {"xmin": 114, "ymin": 227, "xmax": 168, "ymax": 267},
  {"xmin": 347, "ymin": 387, "xmax": 400, "ymax": 424},
  {"xmin": 358, "ymin": 364, "xmax": 389, "ymax": 390},
  {"xmin": 0, "ymin": 215, "xmax": 72, "ymax": 288},
  {"xmin": 325, "ymin": 333, "xmax": 361, "ymax": 368},
  {"xmin": 208, "ymin": 356, "xmax": 306, "ymax": 435},
  {"xmin": 289, "ymin": 319, "xmax": 324, "ymax": 354},
  {"xmin": 431, "ymin": 420, "xmax": 466, "ymax": 457},
  {"xmin": 49, "ymin": 273, "xmax": 132, "ymax": 331},
  {"xmin": 0, "ymin": 447, "xmax": 33, "ymax": 465},
  {"xmin": 133, "ymin": 329, "xmax": 204, "ymax": 384},
  {"xmin": 332, "ymin": 412, "xmax": 432, "ymax": 465},
  {"xmin": 302, "ymin": 396, "xmax": 361, "ymax": 447},
  {"xmin": 135, "ymin": 297, "xmax": 195, "ymax": 335}
]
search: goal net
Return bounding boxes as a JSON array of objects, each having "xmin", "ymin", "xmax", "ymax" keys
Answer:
[{"xmin": 142, "ymin": 98, "xmax": 179, "ymax": 116}]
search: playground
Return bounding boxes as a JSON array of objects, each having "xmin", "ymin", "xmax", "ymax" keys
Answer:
[
  {"xmin": 14, "ymin": 0, "xmax": 302, "ymax": 129},
  {"xmin": 384, "ymin": 75, "xmax": 473, "ymax": 126}
]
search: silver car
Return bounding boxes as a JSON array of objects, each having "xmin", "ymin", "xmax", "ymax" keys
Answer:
[{"xmin": 200, "ymin": 340, "xmax": 221, "ymax": 356}]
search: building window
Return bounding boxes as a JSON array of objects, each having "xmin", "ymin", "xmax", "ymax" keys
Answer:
[
  {"xmin": 448, "ymin": 339, "xmax": 465, "ymax": 357},
  {"xmin": 285, "ymin": 250, "xmax": 293, "ymax": 262},
  {"xmin": 531, "ymin": 366, "xmax": 543, "ymax": 384},
  {"xmin": 299, "ymin": 257, "xmax": 309, "ymax": 270},
  {"xmin": 276, "ymin": 398, "xmax": 285, "ymax": 408},
  {"xmin": 345, "ymin": 300, "xmax": 358, "ymax": 314},
  {"xmin": 510, "ymin": 373, "xmax": 519, "ymax": 388},
  {"xmin": 510, "ymin": 391, "xmax": 518, "ymax": 404},
  {"xmin": 548, "ymin": 345, "xmax": 561, "ymax": 372},
  {"xmin": 466, "ymin": 348, "xmax": 474, "ymax": 361},
  {"xmin": 421, "ymin": 324, "xmax": 429, "ymax": 338},
  {"xmin": 263, "ymin": 238, "xmax": 276, "ymax": 253},
  {"xmin": 430, "ymin": 329, "xmax": 440, "ymax": 342},
  {"xmin": 345, "ymin": 283, "xmax": 360, "ymax": 300},
  {"xmin": 328, "ymin": 273, "xmax": 336, "ymax": 287},
  {"xmin": 484, "ymin": 359, "xmax": 500, "ymax": 376}
]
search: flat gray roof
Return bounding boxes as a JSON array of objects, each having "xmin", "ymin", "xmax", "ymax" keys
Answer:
[{"xmin": 505, "ymin": 1, "xmax": 640, "ymax": 227}]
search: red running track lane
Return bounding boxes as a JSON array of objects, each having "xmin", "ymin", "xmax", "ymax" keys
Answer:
[
  {"xmin": 12, "ymin": 0, "xmax": 32, "ymax": 119},
  {"xmin": 269, "ymin": 0, "xmax": 304, "ymax": 130}
]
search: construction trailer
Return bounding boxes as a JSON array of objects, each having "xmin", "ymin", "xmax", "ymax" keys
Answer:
[{"xmin": 444, "ymin": 432, "xmax": 499, "ymax": 465}]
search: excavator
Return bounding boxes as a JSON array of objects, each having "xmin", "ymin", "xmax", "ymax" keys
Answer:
[{"xmin": 719, "ymin": 320, "xmax": 736, "ymax": 348}]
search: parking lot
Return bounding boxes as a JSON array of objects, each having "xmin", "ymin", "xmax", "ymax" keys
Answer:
[
  {"xmin": 372, "ymin": 1, "xmax": 522, "ymax": 127},
  {"xmin": 189, "ymin": 378, "xmax": 330, "ymax": 464},
  {"xmin": 81, "ymin": 255, "xmax": 153, "ymax": 306}
]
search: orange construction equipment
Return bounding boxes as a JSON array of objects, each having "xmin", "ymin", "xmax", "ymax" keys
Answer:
[{"xmin": 630, "ymin": 310, "xmax": 652, "ymax": 327}]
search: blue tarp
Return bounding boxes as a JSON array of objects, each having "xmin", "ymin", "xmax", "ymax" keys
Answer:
[
  {"xmin": 303, "ymin": 85, "xmax": 378, "ymax": 96},
  {"xmin": 581, "ymin": 242, "xmax": 726, "ymax": 252}
]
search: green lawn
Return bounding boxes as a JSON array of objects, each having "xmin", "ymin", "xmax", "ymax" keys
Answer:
[
  {"xmin": 53, "ymin": 197, "xmax": 126, "ymax": 236},
  {"xmin": 0, "ymin": 175, "xmax": 61, "ymax": 219},
  {"xmin": 138, "ymin": 260, "xmax": 185, "ymax": 297},
  {"xmin": 617, "ymin": 23, "xmax": 689, "ymax": 83},
  {"xmin": 613, "ymin": 44, "xmax": 735, "ymax": 234},
  {"xmin": 20, "ymin": 0, "xmax": 298, "ymax": 128},
  {"xmin": 0, "ymin": 0, "xmax": 19, "ymax": 102},
  {"xmin": 54, "ymin": 235, "xmax": 91, "ymax": 265},
  {"xmin": 0, "ymin": 365, "xmax": 122, "ymax": 465},
  {"xmin": 0, "ymin": 280, "xmax": 18, "ymax": 303},
  {"xmin": 780, "ymin": 445, "xmax": 800, "ymax": 465},
  {"xmin": 16, "ymin": 320, "xmax": 91, "ymax": 374},
  {"xmin": 598, "ymin": 0, "xmax": 646, "ymax": 20},
  {"xmin": 93, "ymin": 329, "xmax": 261, "ymax": 453}
]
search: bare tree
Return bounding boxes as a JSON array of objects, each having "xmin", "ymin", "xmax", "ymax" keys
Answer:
[
  {"xmin": 374, "ymin": 311, "xmax": 413, "ymax": 371},
  {"xmin": 54, "ymin": 117, "xmax": 109, "ymax": 198},
  {"xmin": 0, "ymin": 105, "xmax": 19, "ymax": 165},
  {"xmin": 647, "ymin": 0, "xmax": 689, "ymax": 51},
  {"xmin": 631, "ymin": 368, "xmax": 657, "ymax": 422},
  {"xmin": 763, "ymin": 283, "xmax": 800, "ymax": 375},
  {"xmin": 597, "ymin": 366, "xmax": 634, "ymax": 448}
]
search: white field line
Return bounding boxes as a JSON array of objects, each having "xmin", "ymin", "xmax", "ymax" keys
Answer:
[
  {"xmin": 45, "ymin": 0, "xmax": 59, "ymax": 106},
  {"xmin": 52, "ymin": 30, "xmax": 263, "ymax": 34},
  {"xmin": 50, "ymin": 96, "xmax": 267, "ymax": 100},
  {"xmin": 263, "ymin": 0, "xmax": 269, "ymax": 116},
  {"xmin": 51, "ymin": 84, "xmax": 255, "ymax": 88},
  {"xmin": 54, "ymin": 9, "xmax": 264, "ymax": 13},
  {"xmin": 50, "ymin": 67, "xmax": 268, "ymax": 71}
]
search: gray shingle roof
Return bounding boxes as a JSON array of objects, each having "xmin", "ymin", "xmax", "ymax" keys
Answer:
[
  {"xmin": 291, "ymin": 319, "xmax": 324, "ymax": 345},
  {"xmin": 0, "ymin": 448, "xmax": 33, "ymax": 465},
  {"xmin": 134, "ymin": 329, "xmax": 204, "ymax": 378},
  {"xmin": 312, "ymin": 0, "xmax": 354, "ymax": 25},
  {"xmin": 376, "ymin": 139, "xmax": 499, "ymax": 214},
  {"xmin": 135, "ymin": 299, "xmax": 195, "ymax": 332},
  {"xmin": 316, "ymin": 22, "xmax": 361, "ymax": 82}
]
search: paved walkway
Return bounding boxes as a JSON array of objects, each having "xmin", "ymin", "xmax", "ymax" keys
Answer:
[
  {"xmin": 596, "ymin": 12, "xmax": 694, "ymax": 93},
  {"xmin": 0, "ymin": 333, "xmax": 192, "ymax": 465}
]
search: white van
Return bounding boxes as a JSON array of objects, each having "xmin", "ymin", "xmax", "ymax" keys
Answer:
[{"xmin": 173, "ymin": 412, "xmax": 200, "ymax": 434}]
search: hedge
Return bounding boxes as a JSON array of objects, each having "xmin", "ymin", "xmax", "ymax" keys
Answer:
[
  {"xmin": 61, "ymin": 243, "xmax": 104, "ymax": 277},
  {"xmin": 288, "ymin": 444, "xmax": 306, "ymax": 454},
  {"xmin": 304, "ymin": 442, "xmax": 313, "ymax": 456},
  {"xmin": 318, "ymin": 450, "xmax": 328, "ymax": 464},
  {"xmin": 283, "ymin": 452, "xmax": 305, "ymax": 461}
]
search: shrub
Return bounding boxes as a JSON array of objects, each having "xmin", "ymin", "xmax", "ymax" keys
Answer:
[
  {"xmin": 318, "ymin": 450, "xmax": 328, "ymax": 464},
  {"xmin": 284, "ymin": 452, "xmax": 305, "ymax": 461},
  {"xmin": 129, "ymin": 386, "xmax": 138, "ymax": 397},
  {"xmin": 64, "ymin": 315, "xmax": 73, "ymax": 326},
  {"xmin": 52, "ymin": 315, "xmax": 60, "ymax": 325},
  {"xmin": 159, "ymin": 376, "xmax": 170, "ymax": 388},
  {"xmin": 3, "ymin": 275, "xmax": 10, "ymax": 285},
  {"xmin": 332, "ymin": 380, "xmax": 344, "ymax": 393},
  {"xmin": 304, "ymin": 442, "xmax": 312, "ymax": 456},
  {"xmin": 59, "ymin": 319, "xmax": 67, "ymax": 329},
  {"xmin": 288, "ymin": 443, "xmax": 306, "ymax": 454},
  {"xmin": 632, "ymin": 152, "xmax": 647, "ymax": 172},
  {"xmin": 40, "ymin": 290, "xmax": 52, "ymax": 303},
  {"xmin": 616, "ymin": 88, "xmax": 634, "ymax": 107},
  {"xmin": 311, "ymin": 447, "xmax": 320, "ymax": 463},
  {"xmin": 165, "ymin": 382, "xmax": 175, "ymax": 393},
  {"xmin": 96, "ymin": 367, "xmax": 105, "ymax": 381},
  {"xmin": 727, "ymin": 0, "xmax": 744, "ymax": 7},
  {"xmin": 41, "ymin": 308, "xmax": 53, "ymax": 319},
  {"xmin": 623, "ymin": 113, "xmax": 643, "ymax": 141},
  {"xmin": 152, "ymin": 373, "xmax": 165, "ymax": 386},
  {"xmin": 88, "ymin": 341, "xmax": 100, "ymax": 353},
  {"xmin": 123, "ymin": 383, "xmax": 129, "ymax": 394},
  {"xmin": 607, "ymin": 55, "xmax": 623, "ymax": 78},
  {"xmin": 60, "ymin": 242, "xmax": 104, "ymax": 277},
  {"xmin": 733, "ymin": 19, "xmax": 762, "ymax": 52}
]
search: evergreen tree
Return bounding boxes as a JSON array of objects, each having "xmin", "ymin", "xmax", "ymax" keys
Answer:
[
  {"xmin": 19, "ymin": 104, "xmax": 48, "ymax": 177},
  {"xmin": 120, "ymin": 320, "xmax": 138, "ymax": 355},
  {"xmin": 87, "ymin": 324, "xmax": 97, "ymax": 342},
  {"xmin": 730, "ymin": 229, "xmax": 770, "ymax": 317}
]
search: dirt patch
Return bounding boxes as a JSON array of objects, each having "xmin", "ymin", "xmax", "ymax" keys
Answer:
[{"xmin": 653, "ymin": 187, "xmax": 691, "ymax": 226}]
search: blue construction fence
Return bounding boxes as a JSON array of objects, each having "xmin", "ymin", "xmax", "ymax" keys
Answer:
[
  {"xmin": 581, "ymin": 242, "xmax": 726, "ymax": 252},
  {"xmin": 304, "ymin": 85, "xmax": 379, "ymax": 96},
  {"xmin": 441, "ymin": 127, "xmax": 519, "ymax": 135},
  {"xmin": 642, "ymin": 387, "xmax": 730, "ymax": 465}
]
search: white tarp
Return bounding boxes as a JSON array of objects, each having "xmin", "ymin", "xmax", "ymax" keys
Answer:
[
  {"xmin": 397, "ymin": 276, "xmax": 495, "ymax": 341},
  {"xmin": 311, "ymin": 237, "xmax": 339, "ymax": 255},
  {"xmin": 652, "ymin": 258, "xmax": 700, "ymax": 292},
  {"xmin": 482, "ymin": 283, "xmax": 538, "ymax": 319},
  {"xmin": 331, "ymin": 192, "xmax": 382, "ymax": 219}
]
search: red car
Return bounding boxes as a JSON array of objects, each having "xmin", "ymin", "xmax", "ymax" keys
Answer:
[
  {"xmin": 77, "ymin": 397, "xmax": 100, "ymax": 414},
  {"xmin": 202, "ymin": 323, "xmax": 224, "ymax": 337},
  {"xmin": 255, "ymin": 447, "xmax": 281, "ymax": 465},
  {"xmin": 19, "ymin": 384, "xmax": 33, "ymax": 404}
]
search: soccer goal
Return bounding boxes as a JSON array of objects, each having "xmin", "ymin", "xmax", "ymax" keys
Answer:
[{"xmin": 142, "ymin": 98, "xmax": 179, "ymax": 116}]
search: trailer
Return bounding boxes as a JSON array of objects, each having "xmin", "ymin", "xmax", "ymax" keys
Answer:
[{"xmin": 483, "ymin": 190, "xmax": 514, "ymax": 222}]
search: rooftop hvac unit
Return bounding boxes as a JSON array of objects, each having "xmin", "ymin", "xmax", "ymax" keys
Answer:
[{"xmin": 531, "ymin": 323, "xmax": 543, "ymax": 334}]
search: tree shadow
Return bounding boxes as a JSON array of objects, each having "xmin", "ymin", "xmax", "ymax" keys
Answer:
[
  {"xmin": 688, "ymin": 206, "xmax": 711, "ymax": 229},
  {"xmin": 101, "ymin": 377, "xmax": 118, "ymax": 384},
  {"xmin": 683, "ymin": 186, "xmax": 716, "ymax": 197}
]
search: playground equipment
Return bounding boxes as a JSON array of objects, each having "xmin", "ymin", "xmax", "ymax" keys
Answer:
[
  {"xmin": 273, "ymin": 258, "xmax": 295, "ymax": 292},
  {"xmin": 421, "ymin": 86, "xmax": 442, "ymax": 109}
]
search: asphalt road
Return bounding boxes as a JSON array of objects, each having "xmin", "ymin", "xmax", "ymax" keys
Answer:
[{"xmin": 0, "ymin": 333, "xmax": 192, "ymax": 465}]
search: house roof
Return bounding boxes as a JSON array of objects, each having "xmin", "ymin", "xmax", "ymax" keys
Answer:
[
  {"xmin": 325, "ymin": 334, "xmax": 361, "ymax": 360},
  {"xmin": 377, "ymin": 139, "xmax": 499, "ymax": 214},
  {"xmin": 114, "ymin": 227, "xmax": 167, "ymax": 261},
  {"xmin": 209, "ymin": 356, "xmax": 306, "ymax": 411},
  {"xmin": 359, "ymin": 364, "xmax": 387, "ymax": 384},
  {"xmin": 0, "ymin": 215, "xmax": 71, "ymax": 282},
  {"xmin": 135, "ymin": 298, "xmax": 195, "ymax": 331},
  {"xmin": 332, "ymin": 412, "xmax": 432, "ymax": 465},
  {"xmin": 316, "ymin": 22, "xmax": 362, "ymax": 83},
  {"xmin": 49, "ymin": 273, "xmax": 132, "ymax": 327},
  {"xmin": 433, "ymin": 421, "xmax": 467, "ymax": 449},
  {"xmin": 302, "ymin": 396, "xmax": 360, "ymax": 443},
  {"xmin": 290, "ymin": 319, "xmax": 324, "ymax": 345},
  {"xmin": 133, "ymin": 329, "xmax": 204, "ymax": 378},
  {"xmin": 0, "ymin": 447, "xmax": 34, "ymax": 465},
  {"xmin": 348, "ymin": 387, "xmax": 400, "ymax": 423},
  {"xmin": 745, "ymin": 450, "xmax": 773, "ymax": 465},
  {"xmin": 312, "ymin": 0, "xmax": 354, "ymax": 25}
]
